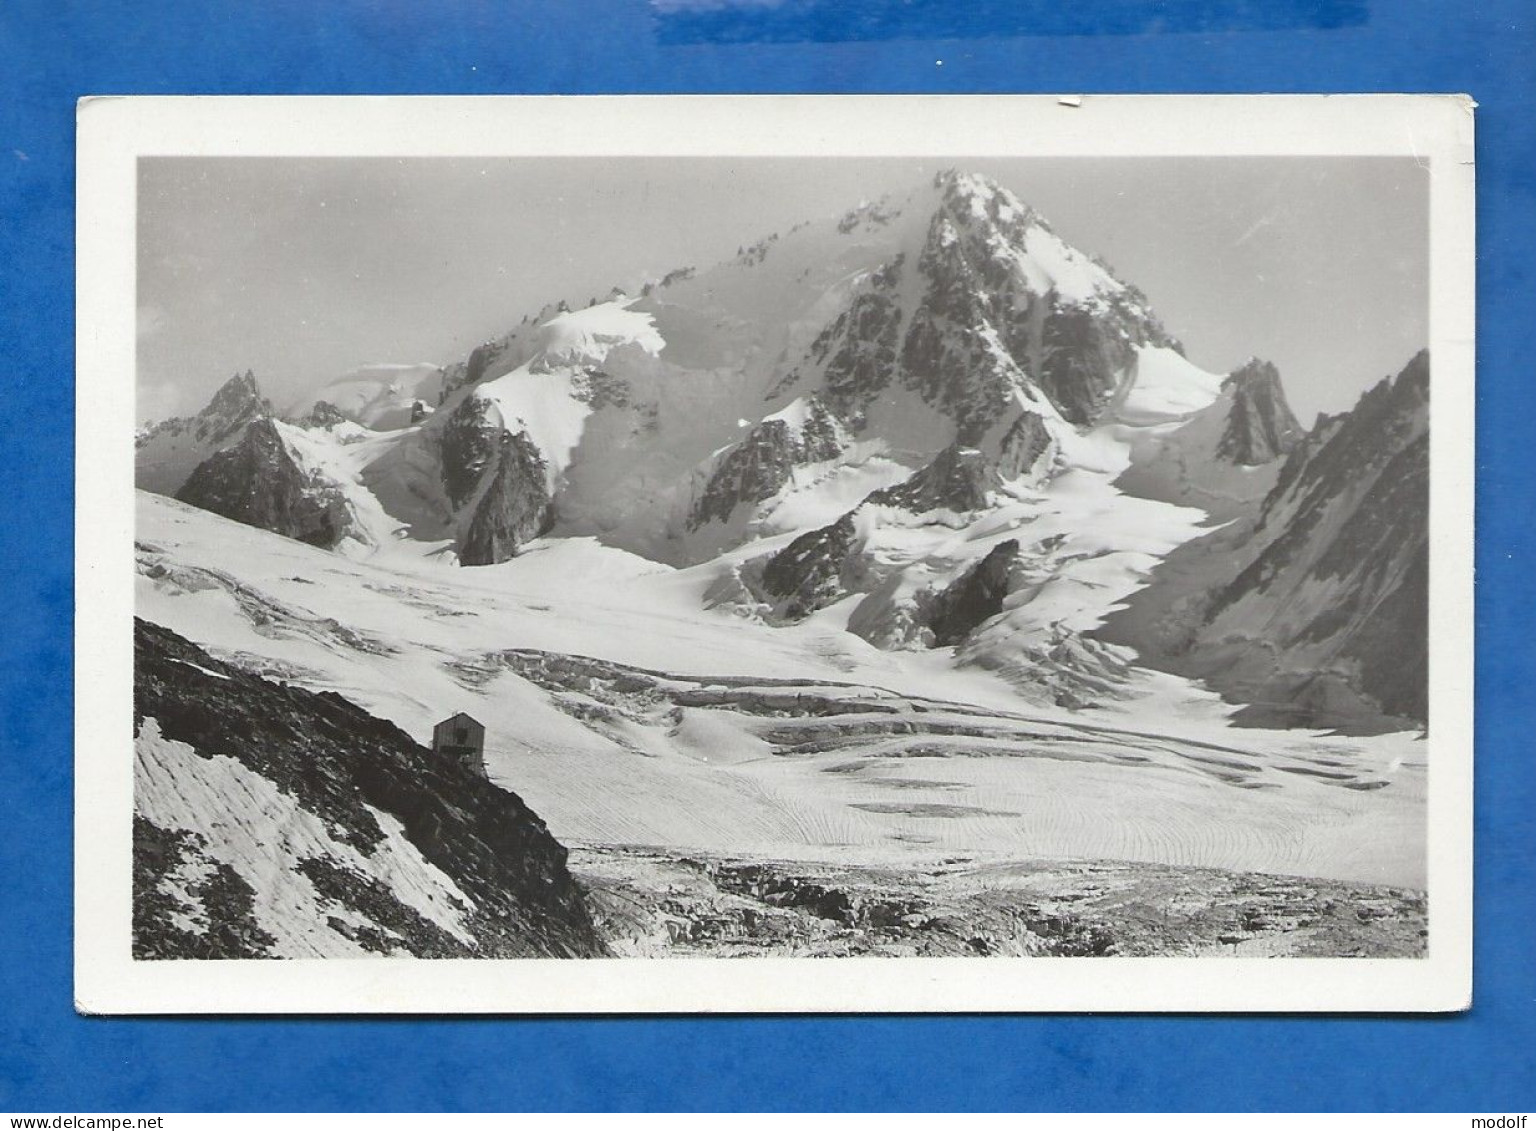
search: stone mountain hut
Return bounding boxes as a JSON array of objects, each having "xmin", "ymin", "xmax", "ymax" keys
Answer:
[{"xmin": 432, "ymin": 711, "xmax": 487, "ymax": 777}]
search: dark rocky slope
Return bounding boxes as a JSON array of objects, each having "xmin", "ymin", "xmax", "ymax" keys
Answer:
[
  {"xmin": 175, "ymin": 418, "xmax": 352, "ymax": 549},
  {"xmin": 770, "ymin": 170, "xmax": 1181, "ymax": 439},
  {"xmin": 437, "ymin": 394, "xmax": 505, "ymax": 509},
  {"xmin": 1217, "ymin": 358, "xmax": 1305, "ymax": 466},
  {"xmin": 865, "ymin": 444, "xmax": 998, "ymax": 513},
  {"xmin": 689, "ymin": 398, "xmax": 846, "ymax": 530},
  {"xmin": 755, "ymin": 444, "xmax": 1003, "ymax": 621},
  {"xmin": 459, "ymin": 430, "xmax": 555, "ymax": 566},
  {"xmin": 134, "ymin": 370, "xmax": 274, "ymax": 496},
  {"xmin": 435, "ymin": 396, "xmax": 557, "ymax": 566},
  {"xmin": 298, "ymin": 399, "xmax": 350, "ymax": 429},
  {"xmin": 1103, "ymin": 350, "xmax": 1429, "ymax": 732},
  {"xmin": 133, "ymin": 619, "xmax": 607, "ymax": 959},
  {"xmin": 927, "ymin": 539, "xmax": 1021, "ymax": 646}
]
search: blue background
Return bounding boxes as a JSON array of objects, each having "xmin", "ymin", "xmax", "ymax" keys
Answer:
[{"xmin": 2, "ymin": 0, "xmax": 1532, "ymax": 1113}]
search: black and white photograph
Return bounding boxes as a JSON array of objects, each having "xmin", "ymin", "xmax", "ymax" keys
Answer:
[{"xmin": 76, "ymin": 96, "xmax": 1475, "ymax": 1013}]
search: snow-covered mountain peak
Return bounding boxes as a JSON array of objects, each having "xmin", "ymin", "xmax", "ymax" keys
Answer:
[
  {"xmin": 919, "ymin": 168, "xmax": 1129, "ymax": 308},
  {"xmin": 142, "ymin": 172, "xmax": 1292, "ymax": 583},
  {"xmin": 202, "ymin": 369, "xmax": 269, "ymax": 421},
  {"xmin": 135, "ymin": 369, "xmax": 275, "ymax": 496},
  {"xmin": 531, "ymin": 299, "xmax": 665, "ymax": 370},
  {"xmin": 288, "ymin": 362, "xmax": 444, "ymax": 431}
]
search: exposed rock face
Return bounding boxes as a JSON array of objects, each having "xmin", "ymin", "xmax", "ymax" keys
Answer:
[
  {"xmin": 175, "ymin": 419, "xmax": 351, "ymax": 549},
  {"xmin": 801, "ymin": 258, "xmax": 906, "ymax": 425},
  {"xmin": 1105, "ymin": 350, "xmax": 1429, "ymax": 732},
  {"xmin": 437, "ymin": 395, "xmax": 504, "ymax": 509},
  {"xmin": 756, "ymin": 443, "xmax": 1006, "ymax": 621},
  {"xmin": 1034, "ymin": 308, "xmax": 1123, "ymax": 424},
  {"xmin": 900, "ymin": 176, "xmax": 1175, "ymax": 435},
  {"xmin": 572, "ymin": 366, "xmax": 631, "ymax": 410},
  {"xmin": 298, "ymin": 400, "xmax": 349, "ymax": 429},
  {"xmin": 438, "ymin": 393, "xmax": 562, "ymax": 564},
  {"xmin": 463, "ymin": 340, "xmax": 500, "ymax": 389},
  {"xmin": 994, "ymin": 408, "xmax": 1057, "ymax": 483},
  {"xmin": 135, "ymin": 370, "xmax": 274, "ymax": 495},
  {"xmin": 459, "ymin": 429, "xmax": 554, "ymax": 566},
  {"xmin": 197, "ymin": 370, "xmax": 273, "ymax": 431},
  {"xmin": 689, "ymin": 398, "xmax": 847, "ymax": 529},
  {"xmin": 928, "ymin": 540, "xmax": 1020, "ymax": 646},
  {"xmin": 1217, "ymin": 359, "xmax": 1305, "ymax": 466},
  {"xmin": 1112, "ymin": 354, "xmax": 1306, "ymax": 522},
  {"xmin": 867, "ymin": 444, "xmax": 998, "ymax": 514},
  {"xmin": 132, "ymin": 619, "xmax": 608, "ymax": 959},
  {"xmin": 769, "ymin": 171, "xmax": 1179, "ymax": 444},
  {"xmin": 758, "ymin": 513, "xmax": 860, "ymax": 620}
]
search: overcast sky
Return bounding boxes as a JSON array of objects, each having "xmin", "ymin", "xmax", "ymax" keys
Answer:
[{"xmin": 138, "ymin": 156, "xmax": 1426, "ymax": 426}]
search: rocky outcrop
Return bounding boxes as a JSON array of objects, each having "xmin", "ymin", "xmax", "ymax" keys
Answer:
[
  {"xmin": 135, "ymin": 370, "xmax": 275, "ymax": 496},
  {"xmin": 848, "ymin": 539, "xmax": 1026, "ymax": 652},
  {"xmin": 175, "ymin": 419, "xmax": 351, "ymax": 549},
  {"xmin": 755, "ymin": 445, "xmax": 1007, "ymax": 621},
  {"xmin": 1111, "ymin": 355, "xmax": 1305, "ymax": 521},
  {"xmin": 867, "ymin": 444, "xmax": 998, "ymax": 514},
  {"xmin": 898, "ymin": 222, "xmax": 1039, "ymax": 437},
  {"xmin": 689, "ymin": 398, "xmax": 847, "ymax": 529},
  {"xmin": 927, "ymin": 540, "xmax": 1020, "ymax": 646},
  {"xmin": 459, "ymin": 429, "xmax": 554, "ymax": 566},
  {"xmin": 437, "ymin": 395, "xmax": 504, "ymax": 509},
  {"xmin": 1217, "ymin": 359, "xmax": 1304, "ymax": 466},
  {"xmin": 903, "ymin": 172, "xmax": 1178, "ymax": 433},
  {"xmin": 758, "ymin": 513, "xmax": 861, "ymax": 620},
  {"xmin": 1035, "ymin": 305, "xmax": 1133, "ymax": 425},
  {"xmin": 297, "ymin": 400, "xmax": 349, "ymax": 429},
  {"xmin": 994, "ymin": 408, "xmax": 1057, "ymax": 483},
  {"xmin": 195, "ymin": 370, "xmax": 273, "ymax": 432},
  {"xmin": 132, "ymin": 618, "xmax": 607, "ymax": 959},
  {"xmin": 802, "ymin": 259, "xmax": 906, "ymax": 426},
  {"xmin": 1104, "ymin": 350, "xmax": 1429, "ymax": 732}
]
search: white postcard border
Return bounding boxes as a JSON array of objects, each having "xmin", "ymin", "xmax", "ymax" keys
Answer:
[{"xmin": 76, "ymin": 95, "xmax": 1475, "ymax": 1014}]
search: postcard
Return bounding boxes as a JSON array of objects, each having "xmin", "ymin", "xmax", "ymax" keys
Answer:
[{"xmin": 75, "ymin": 94, "xmax": 1474, "ymax": 1012}]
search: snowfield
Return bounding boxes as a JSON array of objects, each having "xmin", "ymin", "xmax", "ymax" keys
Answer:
[{"xmin": 137, "ymin": 490, "xmax": 1425, "ymax": 888}]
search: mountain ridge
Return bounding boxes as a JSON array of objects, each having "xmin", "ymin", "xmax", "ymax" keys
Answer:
[
  {"xmin": 1098, "ymin": 350, "xmax": 1429, "ymax": 732},
  {"xmin": 133, "ymin": 169, "xmax": 1423, "ymax": 734}
]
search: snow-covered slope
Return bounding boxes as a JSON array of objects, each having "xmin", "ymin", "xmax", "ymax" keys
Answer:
[
  {"xmin": 289, "ymin": 362, "xmax": 444, "ymax": 431},
  {"xmin": 135, "ymin": 492, "xmax": 1427, "ymax": 887},
  {"xmin": 1113, "ymin": 353, "xmax": 1304, "ymax": 520}
]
